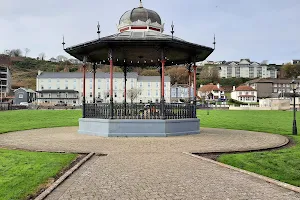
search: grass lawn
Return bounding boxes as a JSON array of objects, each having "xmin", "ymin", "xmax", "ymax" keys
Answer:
[
  {"xmin": 197, "ymin": 109, "xmax": 299, "ymax": 135},
  {"xmin": 0, "ymin": 149, "xmax": 77, "ymax": 200},
  {"xmin": 0, "ymin": 110, "xmax": 81, "ymax": 134},
  {"xmin": 0, "ymin": 110, "xmax": 80, "ymax": 200},
  {"xmin": 197, "ymin": 110, "xmax": 300, "ymax": 187}
]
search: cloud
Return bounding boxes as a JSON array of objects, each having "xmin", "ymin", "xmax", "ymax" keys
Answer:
[{"xmin": 0, "ymin": 0, "xmax": 299, "ymax": 63}]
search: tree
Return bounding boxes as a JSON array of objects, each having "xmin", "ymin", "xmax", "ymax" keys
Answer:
[
  {"xmin": 199, "ymin": 66, "xmax": 220, "ymax": 84},
  {"xmin": 56, "ymin": 55, "xmax": 68, "ymax": 62},
  {"xmin": 38, "ymin": 53, "xmax": 46, "ymax": 61},
  {"xmin": 281, "ymin": 63, "xmax": 300, "ymax": 78},
  {"xmin": 99, "ymin": 65, "xmax": 123, "ymax": 73},
  {"xmin": 24, "ymin": 48, "xmax": 30, "ymax": 57},
  {"xmin": 127, "ymin": 88, "xmax": 141, "ymax": 103},
  {"xmin": 4, "ymin": 49, "xmax": 22, "ymax": 57},
  {"xmin": 165, "ymin": 66, "xmax": 189, "ymax": 85},
  {"xmin": 140, "ymin": 69, "xmax": 160, "ymax": 76}
]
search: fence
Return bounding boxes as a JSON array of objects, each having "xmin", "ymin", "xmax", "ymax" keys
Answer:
[{"xmin": 85, "ymin": 103, "xmax": 196, "ymax": 120}]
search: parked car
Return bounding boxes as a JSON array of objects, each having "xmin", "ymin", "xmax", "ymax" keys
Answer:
[
  {"xmin": 54, "ymin": 103, "xmax": 67, "ymax": 106},
  {"xmin": 20, "ymin": 102, "xmax": 29, "ymax": 106}
]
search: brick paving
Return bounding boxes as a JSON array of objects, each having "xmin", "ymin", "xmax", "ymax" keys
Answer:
[{"xmin": 0, "ymin": 127, "xmax": 298, "ymax": 199}]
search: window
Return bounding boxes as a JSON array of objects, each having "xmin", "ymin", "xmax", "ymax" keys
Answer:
[
  {"xmin": 156, "ymin": 82, "xmax": 159, "ymax": 88},
  {"xmin": 41, "ymin": 94, "xmax": 44, "ymax": 98},
  {"xmin": 148, "ymin": 90, "xmax": 150, "ymax": 97},
  {"xmin": 148, "ymin": 82, "xmax": 151, "ymax": 87},
  {"xmin": 48, "ymin": 94, "xmax": 51, "ymax": 98},
  {"xmin": 66, "ymin": 93, "xmax": 68, "ymax": 98},
  {"xmin": 48, "ymin": 86, "xmax": 51, "ymax": 89},
  {"xmin": 48, "ymin": 79, "xmax": 51, "ymax": 83},
  {"xmin": 90, "ymin": 92, "xmax": 92, "ymax": 98},
  {"xmin": 18, "ymin": 94, "xmax": 23, "ymax": 99},
  {"xmin": 140, "ymin": 83, "xmax": 143, "ymax": 88},
  {"xmin": 41, "ymin": 85, "xmax": 44, "ymax": 89},
  {"xmin": 156, "ymin": 90, "xmax": 159, "ymax": 96},
  {"xmin": 98, "ymin": 92, "xmax": 101, "ymax": 98},
  {"xmin": 274, "ymin": 88, "xmax": 277, "ymax": 93}
]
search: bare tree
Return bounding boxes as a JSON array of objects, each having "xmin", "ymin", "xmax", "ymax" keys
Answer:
[
  {"xmin": 24, "ymin": 48, "xmax": 30, "ymax": 57},
  {"xmin": 103, "ymin": 91, "xmax": 109, "ymax": 103},
  {"xmin": 38, "ymin": 53, "xmax": 46, "ymax": 61},
  {"xmin": 56, "ymin": 55, "xmax": 68, "ymax": 62},
  {"xmin": 127, "ymin": 88, "xmax": 141, "ymax": 103},
  {"xmin": 3, "ymin": 50, "xmax": 11, "ymax": 55}
]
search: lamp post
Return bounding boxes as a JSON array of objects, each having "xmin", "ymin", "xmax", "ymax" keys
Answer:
[{"xmin": 290, "ymin": 79, "xmax": 298, "ymax": 135}]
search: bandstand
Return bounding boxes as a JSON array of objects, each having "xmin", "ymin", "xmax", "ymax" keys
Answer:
[{"xmin": 64, "ymin": 1, "xmax": 214, "ymax": 137}]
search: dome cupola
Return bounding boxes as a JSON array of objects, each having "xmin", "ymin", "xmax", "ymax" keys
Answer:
[{"xmin": 117, "ymin": 1, "xmax": 164, "ymax": 33}]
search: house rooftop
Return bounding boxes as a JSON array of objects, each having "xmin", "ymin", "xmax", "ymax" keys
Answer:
[
  {"xmin": 198, "ymin": 83, "xmax": 224, "ymax": 92},
  {"xmin": 235, "ymin": 85, "xmax": 256, "ymax": 91}
]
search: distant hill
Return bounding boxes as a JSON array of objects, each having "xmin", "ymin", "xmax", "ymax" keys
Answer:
[
  {"xmin": 1, "ymin": 55, "xmax": 191, "ymax": 91},
  {"xmin": 1, "ymin": 56, "xmax": 80, "ymax": 90}
]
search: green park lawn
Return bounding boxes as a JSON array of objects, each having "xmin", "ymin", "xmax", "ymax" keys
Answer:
[
  {"xmin": 0, "ymin": 110, "xmax": 81, "ymax": 134},
  {"xmin": 1, "ymin": 109, "xmax": 300, "ymax": 199},
  {"xmin": 197, "ymin": 110, "xmax": 300, "ymax": 187},
  {"xmin": 0, "ymin": 110, "xmax": 80, "ymax": 200},
  {"xmin": 0, "ymin": 149, "xmax": 77, "ymax": 200}
]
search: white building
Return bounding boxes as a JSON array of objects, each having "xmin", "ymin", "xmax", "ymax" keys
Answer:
[
  {"xmin": 197, "ymin": 83, "xmax": 225, "ymax": 101},
  {"xmin": 219, "ymin": 59, "xmax": 277, "ymax": 79},
  {"xmin": 231, "ymin": 85, "xmax": 257, "ymax": 103},
  {"xmin": 36, "ymin": 71, "xmax": 170, "ymax": 105},
  {"xmin": 0, "ymin": 66, "xmax": 12, "ymax": 99}
]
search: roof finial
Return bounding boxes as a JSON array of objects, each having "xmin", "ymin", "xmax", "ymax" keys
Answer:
[
  {"xmin": 213, "ymin": 34, "xmax": 216, "ymax": 49},
  {"xmin": 97, "ymin": 22, "xmax": 101, "ymax": 39},
  {"xmin": 62, "ymin": 35, "xmax": 66, "ymax": 49},
  {"xmin": 139, "ymin": 0, "xmax": 143, "ymax": 7},
  {"xmin": 171, "ymin": 21, "xmax": 175, "ymax": 39}
]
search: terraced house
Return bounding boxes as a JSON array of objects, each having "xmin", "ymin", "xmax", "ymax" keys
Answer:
[
  {"xmin": 36, "ymin": 71, "xmax": 170, "ymax": 105},
  {"xmin": 219, "ymin": 59, "xmax": 278, "ymax": 79}
]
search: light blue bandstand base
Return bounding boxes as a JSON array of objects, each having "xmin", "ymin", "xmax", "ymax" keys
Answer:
[{"xmin": 78, "ymin": 118, "xmax": 200, "ymax": 137}]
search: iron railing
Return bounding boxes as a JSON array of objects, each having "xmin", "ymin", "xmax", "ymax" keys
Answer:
[
  {"xmin": 0, "ymin": 103, "xmax": 11, "ymax": 111},
  {"xmin": 85, "ymin": 103, "xmax": 196, "ymax": 119}
]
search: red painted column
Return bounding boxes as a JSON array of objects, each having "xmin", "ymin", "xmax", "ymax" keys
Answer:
[
  {"xmin": 93, "ymin": 63, "xmax": 96, "ymax": 103},
  {"xmin": 161, "ymin": 60, "xmax": 166, "ymax": 98},
  {"xmin": 188, "ymin": 71, "xmax": 191, "ymax": 99},
  {"xmin": 82, "ymin": 64, "xmax": 86, "ymax": 118},
  {"xmin": 193, "ymin": 65, "xmax": 197, "ymax": 98},
  {"xmin": 110, "ymin": 59, "xmax": 113, "ymax": 98},
  {"xmin": 109, "ymin": 51, "xmax": 114, "ymax": 119},
  {"xmin": 83, "ymin": 65, "xmax": 86, "ymax": 99}
]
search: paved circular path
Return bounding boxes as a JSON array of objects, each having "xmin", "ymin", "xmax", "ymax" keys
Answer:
[
  {"xmin": 1, "ymin": 127, "xmax": 299, "ymax": 200},
  {"xmin": 0, "ymin": 127, "xmax": 288, "ymax": 154}
]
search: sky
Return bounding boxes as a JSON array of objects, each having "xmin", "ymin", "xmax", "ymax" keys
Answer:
[{"xmin": 0, "ymin": 0, "xmax": 299, "ymax": 64}]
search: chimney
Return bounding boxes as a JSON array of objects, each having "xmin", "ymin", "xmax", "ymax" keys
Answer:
[
  {"xmin": 233, "ymin": 86, "xmax": 236, "ymax": 91},
  {"xmin": 200, "ymin": 84, "xmax": 203, "ymax": 88},
  {"xmin": 217, "ymin": 83, "xmax": 220, "ymax": 89},
  {"xmin": 37, "ymin": 70, "xmax": 43, "ymax": 75}
]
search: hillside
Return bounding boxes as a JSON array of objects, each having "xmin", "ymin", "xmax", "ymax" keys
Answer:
[
  {"xmin": 9, "ymin": 57, "xmax": 79, "ymax": 89},
  {"xmin": 6, "ymin": 56, "xmax": 191, "ymax": 90}
]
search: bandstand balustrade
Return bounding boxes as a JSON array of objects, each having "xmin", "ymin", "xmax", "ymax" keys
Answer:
[{"xmin": 84, "ymin": 103, "xmax": 196, "ymax": 120}]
